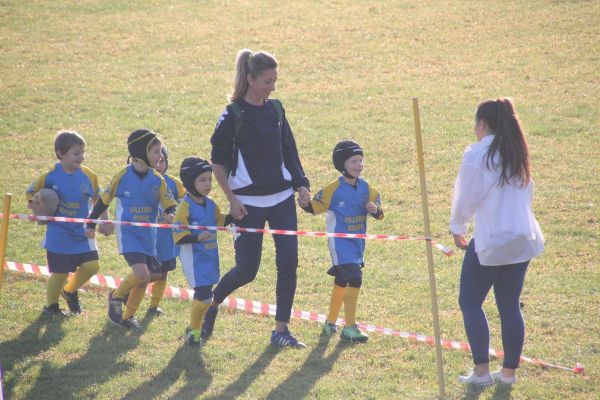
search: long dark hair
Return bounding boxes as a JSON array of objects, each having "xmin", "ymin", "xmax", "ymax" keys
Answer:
[
  {"xmin": 476, "ymin": 98, "xmax": 531, "ymax": 186},
  {"xmin": 230, "ymin": 49, "xmax": 278, "ymax": 102}
]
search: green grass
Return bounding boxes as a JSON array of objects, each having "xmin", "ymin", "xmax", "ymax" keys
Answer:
[{"xmin": 1, "ymin": 1, "xmax": 599, "ymax": 399}]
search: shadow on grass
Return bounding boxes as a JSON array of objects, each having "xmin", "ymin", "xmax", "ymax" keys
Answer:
[
  {"xmin": 205, "ymin": 344, "xmax": 280, "ymax": 400},
  {"xmin": 266, "ymin": 333, "xmax": 346, "ymax": 400},
  {"xmin": 460, "ymin": 382, "xmax": 513, "ymax": 400},
  {"xmin": 21, "ymin": 320, "xmax": 145, "ymax": 400},
  {"xmin": 0, "ymin": 314, "xmax": 66, "ymax": 400},
  {"xmin": 121, "ymin": 342, "xmax": 211, "ymax": 400}
]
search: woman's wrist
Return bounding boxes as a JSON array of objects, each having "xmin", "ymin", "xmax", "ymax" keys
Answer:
[{"xmin": 226, "ymin": 193, "xmax": 238, "ymax": 202}]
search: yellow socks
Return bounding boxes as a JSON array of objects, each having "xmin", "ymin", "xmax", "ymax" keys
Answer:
[
  {"xmin": 150, "ymin": 279, "xmax": 167, "ymax": 309},
  {"xmin": 344, "ymin": 287, "xmax": 361, "ymax": 326},
  {"xmin": 63, "ymin": 260, "xmax": 99, "ymax": 293},
  {"xmin": 114, "ymin": 273, "xmax": 146, "ymax": 299},
  {"xmin": 327, "ymin": 284, "xmax": 346, "ymax": 324},
  {"xmin": 47, "ymin": 273, "xmax": 68, "ymax": 306},
  {"xmin": 123, "ymin": 283, "xmax": 148, "ymax": 320},
  {"xmin": 190, "ymin": 300, "xmax": 210, "ymax": 330}
]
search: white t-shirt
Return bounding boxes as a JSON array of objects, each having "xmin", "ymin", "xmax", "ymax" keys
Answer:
[{"xmin": 450, "ymin": 134, "xmax": 545, "ymax": 266}]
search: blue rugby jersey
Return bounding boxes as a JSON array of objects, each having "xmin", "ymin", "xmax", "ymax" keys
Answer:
[
  {"xmin": 27, "ymin": 163, "xmax": 100, "ymax": 254},
  {"xmin": 156, "ymin": 173, "xmax": 185, "ymax": 262},
  {"xmin": 173, "ymin": 194, "xmax": 226, "ymax": 287},
  {"xmin": 101, "ymin": 165, "xmax": 177, "ymax": 256},
  {"xmin": 309, "ymin": 177, "xmax": 383, "ymax": 266},
  {"xmin": 210, "ymin": 99, "xmax": 309, "ymax": 196}
]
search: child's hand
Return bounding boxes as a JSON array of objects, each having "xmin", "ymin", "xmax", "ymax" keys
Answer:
[
  {"xmin": 163, "ymin": 213, "xmax": 175, "ymax": 224},
  {"xmin": 85, "ymin": 228, "xmax": 96, "ymax": 239},
  {"xmin": 297, "ymin": 186, "xmax": 311, "ymax": 208},
  {"xmin": 197, "ymin": 231, "xmax": 212, "ymax": 242},
  {"xmin": 98, "ymin": 223, "xmax": 114, "ymax": 236},
  {"xmin": 366, "ymin": 202, "xmax": 378, "ymax": 214}
]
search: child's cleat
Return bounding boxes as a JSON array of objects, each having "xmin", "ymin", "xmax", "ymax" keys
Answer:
[
  {"xmin": 200, "ymin": 306, "xmax": 219, "ymax": 340},
  {"xmin": 61, "ymin": 289, "xmax": 82, "ymax": 314},
  {"xmin": 271, "ymin": 328, "xmax": 307, "ymax": 349},
  {"xmin": 42, "ymin": 303, "xmax": 69, "ymax": 318},
  {"xmin": 120, "ymin": 316, "xmax": 143, "ymax": 332},
  {"xmin": 108, "ymin": 290, "xmax": 123, "ymax": 325},
  {"xmin": 458, "ymin": 370, "xmax": 494, "ymax": 387},
  {"xmin": 490, "ymin": 370, "xmax": 517, "ymax": 385},
  {"xmin": 340, "ymin": 324, "xmax": 369, "ymax": 342},
  {"xmin": 146, "ymin": 307, "xmax": 164, "ymax": 317},
  {"xmin": 185, "ymin": 327, "xmax": 202, "ymax": 347},
  {"xmin": 322, "ymin": 322, "xmax": 338, "ymax": 336}
]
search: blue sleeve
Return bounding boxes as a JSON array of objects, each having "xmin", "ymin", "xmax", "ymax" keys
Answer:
[{"xmin": 210, "ymin": 106, "xmax": 236, "ymax": 166}]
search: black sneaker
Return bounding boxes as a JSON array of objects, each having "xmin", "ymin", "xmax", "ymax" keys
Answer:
[
  {"xmin": 146, "ymin": 307, "xmax": 164, "ymax": 317},
  {"xmin": 270, "ymin": 328, "xmax": 307, "ymax": 349},
  {"xmin": 42, "ymin": 303, "xmax": 69, "ymax": 318},
  {"xmin": 200, "ymin": 306, "xmax": 219, "ymax": 340},
  {"xmin": 62, "ymin": 289, "xmax": 82, "ymax": 314},
  {"xmin": 121, "ymin": 316, "xmax": 142, "ymax": 332},
  {"xmin": 108, "ymin": 290, "xmax": 123, "ymax": 325}
]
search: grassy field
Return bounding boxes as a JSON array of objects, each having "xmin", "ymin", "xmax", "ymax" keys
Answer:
[{"xmin": 1, "ymin": 1, "xmax": 599, "ymax": 399}]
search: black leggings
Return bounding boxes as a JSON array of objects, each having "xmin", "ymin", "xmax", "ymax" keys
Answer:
[{"xmin": 213, "ymin": 196, "xmax": 298, "ymax": 323}]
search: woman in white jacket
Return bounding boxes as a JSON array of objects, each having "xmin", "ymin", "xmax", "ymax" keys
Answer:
[{"xmin": 450, "ymin": 98, "xmax": 544, "ymax": 387}]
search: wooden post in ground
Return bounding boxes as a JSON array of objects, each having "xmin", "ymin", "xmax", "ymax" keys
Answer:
[
  {"xmin": 0, "ymin": 193, "xmax": 13, "ymax": 301},
  {"xmin": 412, "ymin": 99, "xmax": 446, "ymax": 399}
]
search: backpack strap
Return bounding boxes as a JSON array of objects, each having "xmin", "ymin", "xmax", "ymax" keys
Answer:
[
  {"xmin": 269, "ymin": 98, "xmax": 284, "ymax": 127},
  {"xmin": 228, "ymin": 102, "xmax": 242, "ymax": 177}
]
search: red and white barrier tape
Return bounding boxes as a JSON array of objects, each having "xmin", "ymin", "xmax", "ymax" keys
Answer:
[
  {"xmin": 0, "ymin": 213, "xmax": 453, "ymax": 256},
  {"xmin": 3, "ymin": 260, "xmax": 583, "ymax": 374}
]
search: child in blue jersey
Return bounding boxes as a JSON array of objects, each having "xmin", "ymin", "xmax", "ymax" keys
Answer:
[
  {"xmin": 145, "ymin": 146, "xmax": 185, "ymax": 316},
  {"xmin": 27, "ymin": 131, "xmax": 110, "ymax": 317},
  {"xmin": 173, "ymin": 157, "xmax": 232, "ymax": 346},
  {"xmin": 86, "ymin": 129, "xmax": 178, "ymax": 331},
  {"xmin": 301, "ymin": 140, "xmax": 384, "ymax": 342}
]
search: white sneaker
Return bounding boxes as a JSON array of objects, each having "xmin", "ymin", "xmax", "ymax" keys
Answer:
[
  {"xmin": 491, "ymin": 370, "xmax": 517, "ymax": 385},
  {"xmin": 458, "ymin": 370, "xmax": 494, "ymax": 387}
]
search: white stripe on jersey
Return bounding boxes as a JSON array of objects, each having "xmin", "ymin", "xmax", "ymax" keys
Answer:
[
  {"xmin": 179, "ymin": 244, "xmax": 196, "ymax": 287},
  {"xmin": 115, "ymin": 199, "xmax": 124, "ymax": 253},
  {"xmin": 326, "ymin": 210, "xmax": 339, "ymax": 265}
]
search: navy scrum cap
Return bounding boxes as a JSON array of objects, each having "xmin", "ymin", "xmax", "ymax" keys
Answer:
[
  {"xmin": 180, "ymin": 157, "xmax": 212, "ymax": 196},
  {"xmin": 128, "ymin": 129, "xmax": 159, "ymax": 167},
  {"xmin": 332, "ymin": 140, "xmax": 363, "ymax": 175}
]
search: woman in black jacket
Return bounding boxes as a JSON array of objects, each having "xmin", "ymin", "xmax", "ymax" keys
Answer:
[{"xmin": 203, "ymin": 49, "xmax": 311, "ymax": 348}]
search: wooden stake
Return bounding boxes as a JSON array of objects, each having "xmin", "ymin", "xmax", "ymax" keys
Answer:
[
  {"xmin": 0, "ymin": 193, "xmax": 13, "ymax": 300},
  {"xmin": 412, "ymin": 99, "xmax": 446, "ymax": 398}
]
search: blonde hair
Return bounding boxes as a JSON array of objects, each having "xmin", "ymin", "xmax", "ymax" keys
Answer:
[{"xmin": 230, "ymin": 49, "xmax": 278, "ymax": 102}]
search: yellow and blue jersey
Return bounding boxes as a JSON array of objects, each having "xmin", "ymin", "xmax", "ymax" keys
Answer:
[
  {"xmin": 309, "ymin": 177, "xmax": 383, "ymax": 266},
  {"xmin": 173, "ymin": 195, "xmax": 226, "ymax": 287},
  {"xmin": 26, "ymin": 162, "xmax": 100, "ymax": 254},
  {"xmin": 101, "ymin": 165, "xmax": 177, "ymax": 256},
  {"xmin": 156, "ymin": 173, "xmax": 185, "ymax": 262}
]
